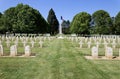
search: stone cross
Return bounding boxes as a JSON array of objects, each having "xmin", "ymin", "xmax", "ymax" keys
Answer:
[
  {"xmin": 6, "ymin": 40, "xmax": 10, "ymax": 47},
  {"xmin": 103, "ymin": 41, "xmax": 108, "ymax": 49},
  {"xmin": 96, "ymin": 41, "xmax": 100, "ymax": 48},
  {"xmin": 31, "ymin": 40, "xmax": 35, "ymax": 48},
  {"xmin": 119, "ymin": 49, "xmax": 120, "ymax": 57},
  {"xmin": 14, "ymin": 40, "xmax": 18, "ymax": 47},
  {"xmin": 39, "ymin": 40, "xmax": 43, "ymax": 48},
  {"xmin": 0, "ymin": 40, "xmax": 2, "ymax": 45},
  {"xmin": 87, "ymin": 41, "xmax": 91, "ymax": 48},
  {"xmin": 23, "ymin": 41, "xmax": 26, "ymax": 47},
  {"xmin": 112, "ymin": 40, "xmax": 116, "ymax": 48},
  {"xmin": 79, "ymin": 41, "xmax": 83, "ymax": 48}
]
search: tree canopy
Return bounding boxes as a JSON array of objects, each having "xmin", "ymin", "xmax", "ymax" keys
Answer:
[
  {"xmin": 0, "ymin": 3, "xmax": 49, "ymax": 34},
  {"xmin": 92, "ymin": 10, "xmax": 113, "ymax": 34},
  {"xmin": 115, "ymin": 12, "xmax": 120, "ymax": 34},
  {"xmin": 70, "ymin": 12, "xmax": 91, "ymax": 34},
  {"xmin": 0, "ymin": 4, "xmax": 120, "ymax": 35}
]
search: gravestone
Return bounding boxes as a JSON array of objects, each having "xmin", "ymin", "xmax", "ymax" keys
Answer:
[
  {"xmin": 112, "ymin": 41, "xmax": 116, "ymax": 49},
  {"xmin": 31, "ymin": 40, "xmax": 34, "ymax": 48},
  {"xmin": 23, "ymin": 41, "xmax": 26, "ymax": 47},
  {"xmin": 25, "ymin": 45, "xmax": 31, "ymax": 56},
  {"xmin": 39, "ymin": 41, "xmax": 43, "ymax": 48},
  {"xmin": 6, "ymin": 40, "xmax": 10, "ymax": 47},
  {"xmin": 87, "ymin": 41, "xmax": 91, "ymax": 48},
  {"xmin": 14, "ymin": 40, "xmax": 18, "ymax": 47},
  {"xmin": 91, "ymin": 46, "xmax": 98, "ymax": 58},
  {"xmin": 0, "ymin": 40, "xmax": 2, "ymax": 45},
  {"xmin": 96, "ymin": 41, "xmax": 100, "ymax": 48},
  {"xmin": 0, "ymin": 45, "xmax": 3, "ymax": 56},
  {"xmin": 119, "ymin": 49, "xmax": 120, "ymax": 57},
  {"xmin": 105, "ymin": 47, "xmax": 113, "ymax": 59},
  {"xmin": 79, "ymin": 41, "xmax": 83, "ymax": 48},
  {"xmin": 10, "ymin": 45, "xmax": 17, "ymax": 57},
  {"xmin": 103, "ymin": 41, "xmax": 108, "ymax": 49}
]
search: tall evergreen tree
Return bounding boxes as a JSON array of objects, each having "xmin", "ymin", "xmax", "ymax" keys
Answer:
[
  {"xmin": 47, "ymin": 8, "xmax": 59, "ymax": 35},
  {"xmin": 0, "ymin": 12, "xmax": 2, "ymax": 18}
]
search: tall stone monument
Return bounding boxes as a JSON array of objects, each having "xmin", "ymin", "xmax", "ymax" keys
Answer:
[{"xmin": 58, "ymin": 16, "xmax": 64, "ymax": 39}]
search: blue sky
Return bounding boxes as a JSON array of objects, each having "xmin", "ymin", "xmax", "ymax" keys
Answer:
[{"xmin": 0, "ymin": 0, "xmax": 120, "ymax": 22}]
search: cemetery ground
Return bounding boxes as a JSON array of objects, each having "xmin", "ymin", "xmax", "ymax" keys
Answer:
[{"xmin": 0, "ymin": 37, "xmax": 120, "ymax": 79}]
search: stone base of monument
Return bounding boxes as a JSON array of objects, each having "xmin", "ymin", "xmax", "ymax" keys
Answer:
[
  {"xmin": 58, "ymin": 36, "xmax": 64, "ymax": 39},
  {"xmin": 85, "ymin": 56, "xmax": 120, "ymax": 60},
  {"xmin": 57, "ymin": 34, "xmax": 64, "ymax": 39}
]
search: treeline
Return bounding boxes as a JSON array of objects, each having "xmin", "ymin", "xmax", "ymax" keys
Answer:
[
  {"xmin": 70, "ymin": 10, "xmax": 120, "ymax": 35},
  {"xmin": 0, "ymin": 4, "xmax": 59, "ymax": 35},
  {"xmin": 0, "ymin": 3, "xmax": 120, "ymax": 35},
  {"xmin": 0, "ymin": 4, "xmax": 50, "ymax": 34}
]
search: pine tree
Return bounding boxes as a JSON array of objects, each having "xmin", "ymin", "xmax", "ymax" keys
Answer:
[{"xmin": 47, "ymin": 8, "xmax": 59, "ymax": 35}]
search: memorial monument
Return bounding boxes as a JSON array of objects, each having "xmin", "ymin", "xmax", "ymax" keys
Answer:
[{"xmin": 58, "ymin": 16, "xmax": 64, "ymax": 39}]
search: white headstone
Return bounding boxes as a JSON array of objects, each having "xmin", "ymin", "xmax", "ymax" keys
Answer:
[
  {"xmin": 10, "ymin": 45, "xmax": 17, "ymax": 57},
  {"xmin": 0, "ymin": 45, "xmax": 3, "ymax": 56},
  {"xmin": 91, "ymin": 46, "xmax": 98, "ymax": 58},
  {"xmin": 105, "ymin": 47, "xmax": 113, "ymax": 59},
  {"xmin": 25, "ymin": 45, "xmax": 31, "ymax": 56}
]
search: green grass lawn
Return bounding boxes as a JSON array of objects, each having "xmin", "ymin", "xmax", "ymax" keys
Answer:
[{"xmin": 0, "ymin": 38, "xmax": 120, "ymax": 79}]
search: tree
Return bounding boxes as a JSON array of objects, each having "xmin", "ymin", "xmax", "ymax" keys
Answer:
[
  {"xmin": 3, "ymin": 3, "xmax": 49, "ymax": 33},
  {"xmin": 3, "ymin": 7, "xmax": 16, "ymax": 32},
  {"xmin": 92, "ymin": 10, "xmax": 113, "ymax": 34},
  {"xmin": 47, "ymin": 8, "xmax": 59, "ymax": 35},
  {"xmin": 115, "ymin": 12, "xmax": 120, "ymax": 34},
  {"xmin": 0, "ymin": 13, "xmax": 5, "ymax": 33},
  {"xmin": 70, "ymin": 12, "xmax": 91, "ymax": 34},
  {"xmin": 0, "ymin": 12, "xmax": 2, "ymax": 18}
]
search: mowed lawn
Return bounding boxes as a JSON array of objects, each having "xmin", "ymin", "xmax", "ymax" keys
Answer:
[{"xmin": 0, "ymin": 38, "xmax": 120, "ymax": 79}]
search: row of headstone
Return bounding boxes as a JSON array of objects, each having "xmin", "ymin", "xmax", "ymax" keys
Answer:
[
  {"xmin": 67, "ymin": 36, "xmax": 120, "ymax": 44},
  {"xmin": 91, "ymin": 46, "xmax": 120, "ymax": 59},
  {"xmin": 0, "ymin": 36, "xmax": 54, "ymax": 42},
  {"xmin": 0, "ymin": 45, "xmax": 31, "ymax": 57},
  {"xmin": 79, "ymin": 41, "xmax": 117, "ymax": 49},
  {"xmin": 0, "ymin": 40, "xmax": 44, "ymax": 48}
]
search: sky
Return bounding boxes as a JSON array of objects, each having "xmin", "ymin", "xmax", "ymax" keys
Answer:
[{"xmin": 0, "ymin": 0, "xmax": 120, "ymax": 22}]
